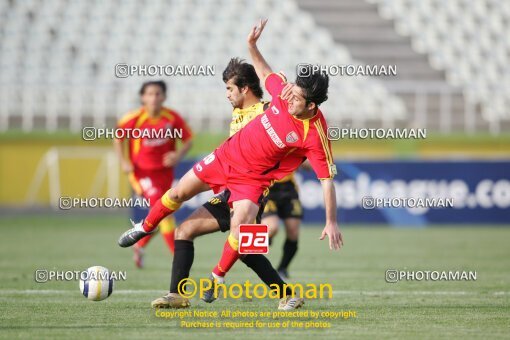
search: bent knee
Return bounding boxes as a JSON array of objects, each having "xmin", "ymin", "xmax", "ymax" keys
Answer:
[
  {"xmin": 167, "ymin": 187, "xmax": 190, "ymax": 203},
  {"xmin": 286, "ymin": 229, "xmax": 299, "ymax": 241},
  {"xmin": 175, "ymin": 220, "xmax": 201, "ymax": 241},
  {"xmin": 285, "ymin": 221, "xmax": 300, "ymax": 240},
  {"xmin": 268, "ymin": 223, "xmax": 279, "ymax": 238}
]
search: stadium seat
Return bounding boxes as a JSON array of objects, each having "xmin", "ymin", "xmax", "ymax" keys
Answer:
[
  {"xmin": 0, "ymin": 0, "xmax": 428, "ymax": 131},
  {"xmin": 372, "ymin": 0, "xmax": 510, "ymax": 123}
]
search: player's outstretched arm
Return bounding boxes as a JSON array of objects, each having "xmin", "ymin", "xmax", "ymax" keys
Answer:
[
  {"xmin": 163, "ymin": 139, "xmax": 193, "ymax": 168},
  {"xmin": 247, "ymin": 19, "xmax": 273, "ymax": 80},
  {"xmin": 113, "ymin": 138, "xmax": 133, "ymax": 173},
  {"xmin": 319, "ymin": 178, "xmax": 343, "ymax": 250}
]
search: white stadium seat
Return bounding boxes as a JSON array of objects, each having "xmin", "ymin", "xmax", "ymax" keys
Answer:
[
  {"xmin": 2, "ymin": 0, "xmax": 460, "ymax": 131},
  {"xmin": 372, "ymin": 0, "xmax": 510, "ymax": 123}
]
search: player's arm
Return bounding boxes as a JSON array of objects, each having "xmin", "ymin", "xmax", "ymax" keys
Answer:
[
  {"xmin": 164, "ymin": 139, "xmax": 192, "ymax": 167},
  {"xmin": 300, "ymin": 159, "xmax": 313, "ymax": 171},
  {"xmin": 247, "ymin": 19, "xmax": 272, "ymax": 81},
  {"xmin": 319, "ymin": 178, "xmax": 343, "ymax": 250},
  {"xmin": 113, "ymin": 135, "xmax": 133, "ymax": 174},
  {"xmin": 163, "ymin": 115, "xmax": 194, "ymax": 167},
  {"xmin": 305, "ymin": 127, "xmax": 343, "ymax": 250},
  {"xmin": 248, "ymin": 19, "xmax": 291, "ymax": 99}
]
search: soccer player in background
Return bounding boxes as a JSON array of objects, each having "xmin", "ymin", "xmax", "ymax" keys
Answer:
[
  {"xmin": 114, "ymin": 81, "xmax": 193, "ymax": 268},
  {"xmin": 150, "ymin": 58, "xmax": 304, "ymax": 310},
  {"xmin": 118, "ymin": 19, "xmax": 342, "ymax": 305}
]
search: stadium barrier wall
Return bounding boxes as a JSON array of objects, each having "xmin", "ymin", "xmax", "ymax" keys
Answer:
[
  {"xmin": 1, "ymin": 138, "xmax": 508, "ymax": 225},
  {"xmin": 156, "ymin": 160, "xmax": 509, "ymax": 226}
]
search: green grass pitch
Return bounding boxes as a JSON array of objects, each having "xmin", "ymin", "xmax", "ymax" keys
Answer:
[{"xmin": 0, "ymin": 214, "xmax": 509, "ymax": 339}]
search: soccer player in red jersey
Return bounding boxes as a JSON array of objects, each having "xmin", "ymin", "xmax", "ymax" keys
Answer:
[
  {"xmin": 114, "ymin": 81, "xmax": 193, "ymax": 267},
  {"xmin": 117, "ymin": 19, "xmax": 342, "ymax": 300},
  {"xmin": 151, "ymin": 59, "xmax": 301, "ymax": 310}
]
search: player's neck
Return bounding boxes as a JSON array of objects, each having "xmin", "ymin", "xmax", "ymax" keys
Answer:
[
  {"xmin": 146, "ymin": 108, "xmax": 162, "ymax": 117},
  {"xmin": 294, "ymin": 109, "xmax": 317, "ymax": 120},
  {"xmin": 240, "ymin": 96, "xmax": 260, "ymax": 109}
]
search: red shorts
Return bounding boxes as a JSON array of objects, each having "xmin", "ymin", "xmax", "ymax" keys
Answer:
[
  {"xmin": 130, "ymin": 167, "xmax": 174, "ymax": 206},
  {"xmin": 193, "ymin": 151, "xmax": 271, "ymax": 205}
]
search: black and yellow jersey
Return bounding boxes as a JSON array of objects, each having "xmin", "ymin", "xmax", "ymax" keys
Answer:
[
  {"xmin": 229, "ymin": 101, "xmax": 269, "ymax": 137},
  {"xmin": 276, "ymin": 174, "xmax": 293, "ymax": 183}
]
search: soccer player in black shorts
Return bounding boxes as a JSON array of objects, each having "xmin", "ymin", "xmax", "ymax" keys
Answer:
[{"xmin": 150, "ymin": 58, "xmax": 302, "ymax": 310}]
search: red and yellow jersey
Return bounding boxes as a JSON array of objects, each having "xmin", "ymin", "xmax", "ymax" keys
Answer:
[
  {"xmin": 229, "ymin": 101, "xmax": 295, "ymax": 183},
  {"xmin": 116, "ymin": 107, "xmax": 193, "ymax": 171},
  {"xmin": 217, "ymin": 73, "xmax": 336, "ymax": 181}
]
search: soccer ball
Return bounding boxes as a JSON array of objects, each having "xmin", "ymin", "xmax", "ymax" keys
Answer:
[{"xmin": 79, "ymin": 266, "xmax": 114, "ymax": 301}]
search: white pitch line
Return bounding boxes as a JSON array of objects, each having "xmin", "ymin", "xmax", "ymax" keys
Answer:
[
  {"xmin": 0, "ymin": 289, "xmax": 163, "ymax": 295},
  {"xmin": 332, "ymin": 290, "xmax": 473, "ymax": 296},
  {"xmin": 0, "ymin": 289, "xmax": 507, "ymax": 296}
]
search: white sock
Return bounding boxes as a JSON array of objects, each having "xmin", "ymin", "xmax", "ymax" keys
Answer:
[{"xmin": 211, "ymin": 272, "xmax": 225, "ymax": 283}]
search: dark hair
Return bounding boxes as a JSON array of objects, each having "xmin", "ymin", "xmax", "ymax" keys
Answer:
[
  {"xmin": 223, "ymin": 58, "xmax": 263, "ymax": 99},
  {"xmin": 295, "ymin": 71, "xmax": 329, "ymax": 107},
  {"xmin": 139, "ymin": 81, "xmax": 167, "ymax": 96}
]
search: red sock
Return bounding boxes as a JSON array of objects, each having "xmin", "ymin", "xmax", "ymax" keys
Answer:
[
  {"xmin": 142, "ymin": 192, "xmax": 181, "ymax": 232},
  {"xmin": 162, "ymin": 231, "xmax": 175, "ymax": 254},
  {"xmin": 212, "ymin": 234, "xmax": 240, "ymax": 277},
  {"xmin": 136, "ymin": 233, "xmax": 154, "ymax": 248}
]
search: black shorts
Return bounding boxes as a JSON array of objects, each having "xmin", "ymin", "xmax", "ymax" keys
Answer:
[
  {"xmin": 262, "ymin": 180, "xmax": 303, "ymax": 220},
  {"xmin": 202, "ymin": 190, "xmax": 266, "ymax": 233}
]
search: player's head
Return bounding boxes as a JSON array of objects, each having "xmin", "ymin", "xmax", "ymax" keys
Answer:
[
  {"xmin": 139, "ymin": 80, "xmax": 167, "ymax": 113},
  {"xmin": 289, "ymin": 71, "xmax": 329, "ymax": 118},
  {"xmin": 223, "ymin": 57, "xmax": 263, "ymax": 108}
]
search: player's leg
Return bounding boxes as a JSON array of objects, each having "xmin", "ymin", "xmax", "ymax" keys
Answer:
[
  {"xmin": 153, "ymin": 191, "xmax": 303, "ymax": 309},
  {"xmin": 144, "ymin": 169, "xmax": 210, "ymax": 231},
  {"xmin": 277, "ymin": 217, "xmax": 300, "ymax": 279},
  {"xmin": 118, "ymin": 169, "xmax": 210, "ymax": 247},
  {"xmin": 262, "ymin": 200, "xmax": 279, "ymax": 245},
  {"xmin": 150, "ymin": 171, "xmax": 178, "ymax": 254},
  {"xmin": 169, "ymin": 206, "xmax": 224, "ymax": 293},
  {"xmin": 132, "ymin": 193, "xmax": 155, "ymax": 267},
  {"xmin": 133, "ymin": 217, "xmax": 175, "ymax": 268},
  {"xmin": 133, "ymin": 217, "xmax": 174, "ymax": 268},
  {"xmin": 212, "ymin": 199, "xmax": 260, "ymax": 277},
  {"xmin": 159, "ymin": 216, "xmax": 176, "ymax": 253},
  {"xmin": 248, "ymin": 192, "xmax": 304, "ymax": 309},
  {"xmin": 133, "ymin": 235, "xmax": 150, "ymax": 268},
  {"xmin": 151, "ymin": 206, "xmax": 222, "ymax": 308},
  {"xmin": 202, "ymin": 199, "xmax": 259, "ymax": 302},
  {"xmin": 276, "ymin": 193, "xmax": 303, "ymax": 279},
  {"xmin": 168, "ymin": 191, "xmax": 301, "ymax": 308},
  {"xmin": 242, "ymin": 254, "xmax": 304, "ymax": 310},
  {"xmin": 262, "ymin": 186, "xmax": 280, "ymax": 245},
  {"xmin": 130, "ymin": 171, "xmax": 158, "ymax": 268}
]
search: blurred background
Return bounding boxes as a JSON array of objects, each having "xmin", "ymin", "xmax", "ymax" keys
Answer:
[{"xmin": 0, "ymin": 0, "xmax": 508, "ymax": 225}]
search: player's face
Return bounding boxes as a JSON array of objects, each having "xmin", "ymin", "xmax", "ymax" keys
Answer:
[
  {"xmin": 288, "ymin": 86, "xmax": 309, "ymax": 117},
  {"xmin": 141, "ymin": 85, "xmax": 166, "ymax": 112},
  {"xmin": 226, "ymin": 79, "xmax": 244, "ymax": 108}
]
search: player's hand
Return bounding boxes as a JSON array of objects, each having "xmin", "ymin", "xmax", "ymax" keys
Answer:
[
  {"xmin": 319, "ymin": 222, "xmax": 343, "ymax": 251},
  {"xmin": 163, "ymin": 151, "xmax": 179, "ymax": 167},
  {"xmin": 121, "ymin": 160, "xmax": 133, "ymax": 173},
  {"xmin": 280, "ymin": 83, "xmax": 295, "ymax": 102},
  {"xmin": 248, "ymin": 18, "xmax": 268, "ymax": 47}
]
